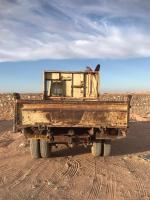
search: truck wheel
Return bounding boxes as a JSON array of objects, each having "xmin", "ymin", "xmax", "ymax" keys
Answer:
[
  {"xmin": 30, "ymin": 139, "xmax": 41, "ymax": 159},
  {"xmin": 91, "ymin": 141, "xmax": 102, "ymax": 157},
  {"xmin": 40, "ymin": 140, "xmax": 51, "ymax": 158},
  {"xmin": 102, "ymin": 140, "xmax": 111, "ymax": 156}
]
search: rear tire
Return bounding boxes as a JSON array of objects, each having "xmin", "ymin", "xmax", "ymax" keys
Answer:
[
  {"xmin": 102, "ymin": 140, "xmax": 111, "ymax": 156},
  {"xmin": 30, "ymin": 139, "xmax": 41, "ymax": 158},
  {"xmin": 40, "ymin": 139, "xmax": 51, "ymax": 158},
  {"xmin": 91, "ymin": 141, "xmax": 102, "ymax": 157}
]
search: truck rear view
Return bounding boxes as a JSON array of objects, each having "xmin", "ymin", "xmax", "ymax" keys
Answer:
[{"xmin": 14, "ymin": 65, "xmax": 131, "ymax": 158}]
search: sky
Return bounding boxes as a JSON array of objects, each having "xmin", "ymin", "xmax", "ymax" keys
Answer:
[{"xmin": 0, "ymin": 0, "xmax": 150, "ymax": 93}]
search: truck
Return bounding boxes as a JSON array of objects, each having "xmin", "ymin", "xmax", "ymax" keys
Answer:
[{"xmin": 13, "ymin": 65, "xmax": 131, "ymax": 158}]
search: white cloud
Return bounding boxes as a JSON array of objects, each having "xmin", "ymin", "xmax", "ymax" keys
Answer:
[{"xmin": 0, "ymin": 0, "xmax": 150, "ymax": 61}]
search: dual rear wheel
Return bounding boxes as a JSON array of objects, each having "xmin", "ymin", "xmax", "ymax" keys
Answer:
[
  {"xmin": 30, "ymin": 139, "xmax": 111, "ymax": 158},
  {"xmin": 30, "ymin": 139, "xmax": 51, "ymax": 158},
  {"xmin": 91, "ymin": 140, "xmax": 111, "ymax": 157}
]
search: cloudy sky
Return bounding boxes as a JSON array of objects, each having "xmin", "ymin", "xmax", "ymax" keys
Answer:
[{"xmin": 0, "ymin": 0, "xmax": 150, "ymax": 92}]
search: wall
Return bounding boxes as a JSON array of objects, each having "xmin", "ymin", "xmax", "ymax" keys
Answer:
[
  {"xmin": 0, "ymin": 93, "xmax": 150, "ymax": 121},
  {"xmin": 0, "ymin": 93, "xmax": 42, "ymax": 120},
  {"xmin": 98, "ymin": 94, "xmax": 150, "ymax": 121}
]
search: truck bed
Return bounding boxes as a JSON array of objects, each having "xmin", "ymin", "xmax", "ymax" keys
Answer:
[{"xmin": 14, "ymin": 98, "xmax": 130, "ymax": 130}]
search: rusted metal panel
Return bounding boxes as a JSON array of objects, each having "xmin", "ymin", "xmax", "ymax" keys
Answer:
[
  {"xmin": 85, "ymin": 73, "xmax": 99, "ymax": 97},
  {"xmin": 16, "ymin": 100, "xmax": 130, "ymax": 129},
  {"xmin": 21, "ymin": 110, "xmax": 127, "ymax": 128},
  {"xmin": 44, "ymin": 71, "xmax": 99, "ymax": 98},
  {"xmin": 20, "ymin": 101, "xmax": 128, "ymax": 111}
]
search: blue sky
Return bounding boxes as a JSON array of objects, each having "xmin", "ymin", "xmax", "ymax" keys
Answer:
[
  {"xmin": 0, "ymin": 0, "xmax": 150, "ymax": 92},
  {"xmin": 0, "ymin": 58, "xmax": 150, "ymax": 93}
]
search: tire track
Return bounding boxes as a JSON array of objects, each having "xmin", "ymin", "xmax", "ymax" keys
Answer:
[
  {"xmin": 107, "ymin": 173, "xmax": 117, "ymax": 200},
  {"xmin": 124, "ymin": 159, "xmax": 148, "ymax": 200},
  {"xmin": 87, "ymin": 158, "xmax": 100, "ymax": 200},
  {"xmin": 79, "ymin": 158, "xmax": 95, "ymax": 177},
  {"xmin": 110, "ymin": 163, "xmax": 133, "ymax": 200},
  {"xmin": 8, "ymin": 159, "xmax": 43, "ymax": 189},
  {"xmin": 0, "ymin": 168, "xmax": 24, "ymax": 188},
  {"xmin": 87, "ymin": 177, "xmax": 101, "ymax": 200},
  {"xmin": 103, "ymin": 160, "xmax": 134, "ymax": 200},
  {"xmin": 86, "ymin": 158, "xmax": 117, "ymax": 200},
  {"xmin": 30, "ymin": 158, "xmax": 80, "ymax": 200},
  {"xmin": 11, "ymin": 159, "xmax": 50, "ymax": 200},
  {"xmin": 0, "ymin": 167, "xmax": 17, "ymax": 177},
  {"xmin": 108, "ymin": 159, "xmax": 149, "ymax": 200},
  {"xmin": 63, "ymin": 159, "xmax": 80, "ymax": 178},
  {"xmin": 0, "ymin": 160, "xmax": 29, "ymax": 184},
  {"xmin": 48, "ymin": 158, "xmax": 80, "ymax": 188},
  {"xmin": 98, "ymin": 171, "xmax": 117, "ymax": 200}
]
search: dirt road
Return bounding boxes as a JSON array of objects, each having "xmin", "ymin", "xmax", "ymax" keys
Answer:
[{"xmin": 0, "ymin": 120, "xmax": 150, "ymax": 200}]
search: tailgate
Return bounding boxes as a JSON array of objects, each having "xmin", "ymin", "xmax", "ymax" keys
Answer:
[{"xmin": 15, "ymin": 99, "xmax": 130, "ymax": 129}]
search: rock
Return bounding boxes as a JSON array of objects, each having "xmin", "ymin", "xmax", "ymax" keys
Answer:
[
  {"xmin": 19, "ymin": 143, "xmax": 26, "ymax": 148},
  {"xmin": 48, "ymin": 180, "xmax": 55, "ymax": 187},
  {"xmin": 32, "ymin": 185, "xmax": 37, "ymax": 189}
]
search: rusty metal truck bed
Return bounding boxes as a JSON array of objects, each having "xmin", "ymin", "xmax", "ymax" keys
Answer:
[{"xmin": 15, "ymin": 98, "xmax": 130, "ymax": 130}]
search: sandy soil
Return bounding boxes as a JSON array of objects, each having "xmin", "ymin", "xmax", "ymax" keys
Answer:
[{"xmin": 0, "ymin": 120, "xmax": 150, "ymax": 200}]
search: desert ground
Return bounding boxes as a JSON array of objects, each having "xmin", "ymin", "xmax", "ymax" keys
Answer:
[{"xmin": 0, "ymin": 120, "xmax": 150, "ymax": 200}]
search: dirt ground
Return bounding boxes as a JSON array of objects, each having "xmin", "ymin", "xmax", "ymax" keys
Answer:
[{"xmin": 0, "ymin": 120, "xmax": 150, "ymax": 200}]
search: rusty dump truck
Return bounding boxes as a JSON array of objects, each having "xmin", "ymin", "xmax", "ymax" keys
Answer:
[{"xmin": 13, "ymin": 65, "xmax": 131, "ymax": 158}]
